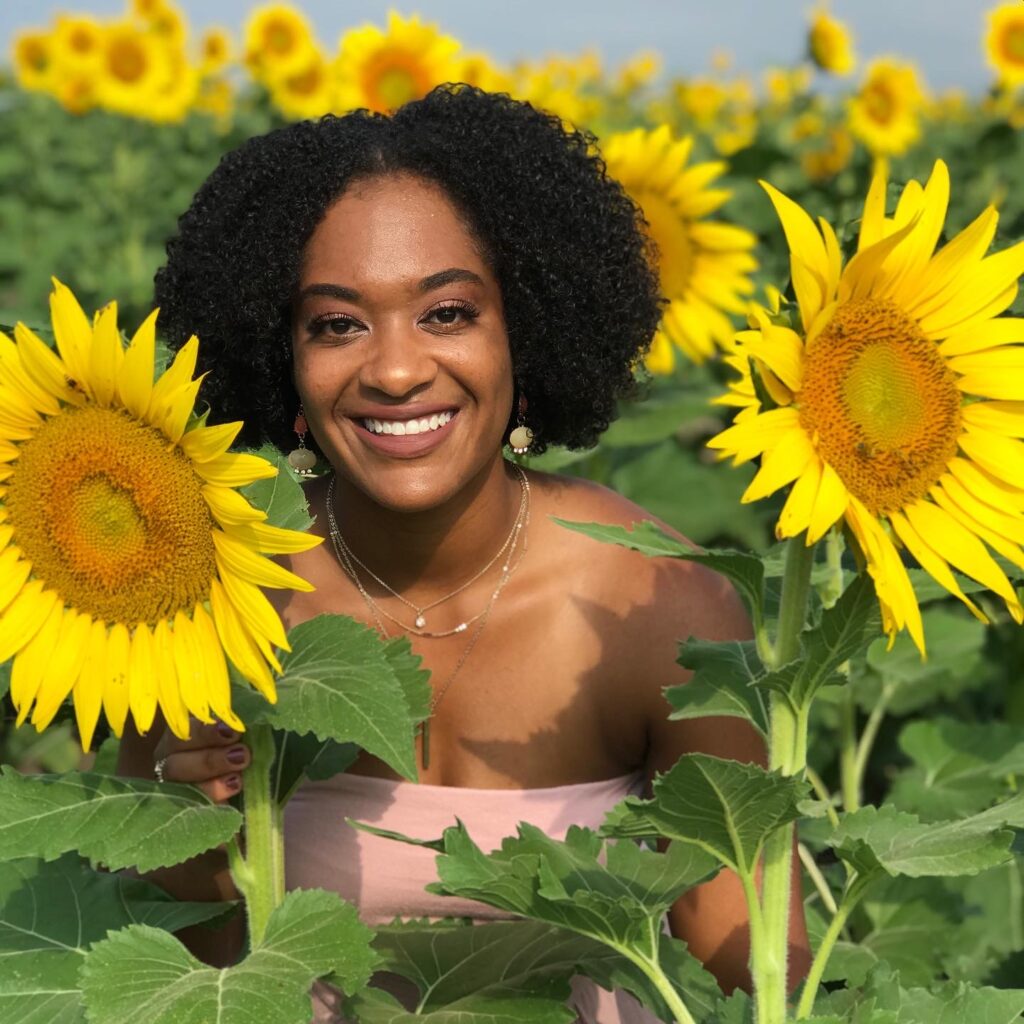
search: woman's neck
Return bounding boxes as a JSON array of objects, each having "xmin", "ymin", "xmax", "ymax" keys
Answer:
[{"xmin": 328, "ymin": 457, "xmax": 524, "ymax": 598}]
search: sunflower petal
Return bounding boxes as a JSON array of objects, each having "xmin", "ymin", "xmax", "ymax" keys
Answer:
[
  {"xmin": 213, "ymin": 531, "xmax": 315, "ymax": 592},
  {"xmin": 227, "ymin": 520, "xmax": 323, "ymax": 555},
  {"xmin": 193, "ymin": 452, "xmax": 278, "ymax": 488},
  {"xmin": 171, "ymin": 611, "xmax": 213, "ymax": 724},
  {"xmin": 118, "ymin": 308, "xmax": 158, "ymax": 418},
  {"xmin": 180, "ymin": 421, "xmax": 243, "ymax": 462},
  {"xmin": 89, "ymin": 302, "xmax": 124, "ymax": 408},
  {"xmin": 193, "ymin": 604, "xmax": 244, "ymax": 732},
  {"xmin": 202, "ymin": 484, "xmax": 268, "ymax": 528},
  {"xmin": 127, "ymin": 623, "xmax": 158, "ymax": 736},
  {"xmin": 95, "ymin": 620, "xmax": 129, "ymax": 739},
  {"xmin": 742, "ymin": 428, "xmax": 815, "ymax": 503},
  {"xmin": 209, "ymin": 579, "xmax": 277, "ymax": 702},
  {"xmin": 30, "ymin": 609, "xmax": 91, "ymax": 732},
  {"xmin": 10, "ymin": 600, "xmax": 64, "ymax": 727},
  {"xmin": 49, "ymin": 278, "xmax": 93, "ymax": 394},
  {"xmin": 776, "ymin": 456, "xmax": 822, "ymax": 540},
  {"xmin": 13, "ymin": 323, "xmax": 80, "ymax": 405},
  {"xmin": 153, "ymin": 619, "xmax": 192, "ymax": 741},
  {"xmin": 889, "ymin": 510, "xmax": 987, "ymax": 622},
  {"xmin": 0, "ymin": 580, "xmax": 59, "ymax": 664},
  {"xmin": 74, "ymin": 620, "xmax": 110, "ymax": 751},
  {"xmin": 218, "ymin": 569, "xmax": 290, "ymax": 652},
  {"xmin": 807, "ymin": 462, "xmax": 850, "ymax": 543},
  {"xmin": 903, "ymin": 499, "xmax": 1021, "ymax": 609},
  {"xmin": 0, "ymin": 551, "xmax": 31, "ymax": 615}
]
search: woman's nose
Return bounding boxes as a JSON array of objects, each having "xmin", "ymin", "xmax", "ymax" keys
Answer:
[{"xmin": 359, "ymin": 323, "xmax": 436, "ymax": 397}]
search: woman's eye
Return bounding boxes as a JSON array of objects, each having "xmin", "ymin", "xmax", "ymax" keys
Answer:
[
  {"xmin": 424, "ymin": 303, "xmax": 478, "ymax": 328},
  {"xmin": 310, "ymin": 315, "xmax": 358, "ymax": 337}
]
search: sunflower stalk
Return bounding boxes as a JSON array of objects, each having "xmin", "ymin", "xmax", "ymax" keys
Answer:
[
  {"xmin": 232, "ymin": 723, "xmax": 286, "ymax": 948},
  {"xmin": 756, "ymin": 534, "xmax": 816, "ymax": 1024}
]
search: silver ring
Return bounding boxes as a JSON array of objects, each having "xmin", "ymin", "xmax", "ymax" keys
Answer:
[{"xmin": 154, "ymin": 757, "xmax": 169, "ymax": 784}]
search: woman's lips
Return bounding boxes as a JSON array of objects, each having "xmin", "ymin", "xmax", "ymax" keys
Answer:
[{"xmin": 352, "ymin": 411, "xmax": 459, "ymax": 458}]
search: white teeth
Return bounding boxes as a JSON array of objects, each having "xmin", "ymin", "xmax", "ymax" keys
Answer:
[{"xmin": 363, "ymin": 410, "xmax": 455, "ymax": 436}]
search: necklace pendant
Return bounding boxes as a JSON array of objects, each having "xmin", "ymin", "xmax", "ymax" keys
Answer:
[{"xmin": 415, "ymin": 613, "xmax": 427, "ymax": 629}]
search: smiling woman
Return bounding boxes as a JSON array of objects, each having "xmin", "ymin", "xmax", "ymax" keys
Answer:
[{"xmin": 116, "ymin": 86, "xmax": 809, "ymax": 1021}]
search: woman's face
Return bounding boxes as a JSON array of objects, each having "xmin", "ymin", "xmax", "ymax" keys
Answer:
[{"xmin": 291, "ymin": 173, "xmax": 513, "ymax": 512}]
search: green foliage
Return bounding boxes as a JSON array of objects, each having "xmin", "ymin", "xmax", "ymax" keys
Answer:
[
  {"xmin": 604, "ymin": 754, "xmax": 808, "ymax": 874},
  {"xmin": 669, "ymin": 639, "xmax": 769, "ymax": 735},
  {"xmin": 79, "ymin": 888, "xmax": 376, "ymax": 1024},
  {"xmin": 0, "ymin": 855, "xmax": 230, "ymax": 1024},
  {"xmin": 0, "ymin": 769, "xmax": 241, "ymax": 871},
  {"xmin": 233, "ymin": 615, "xmax": 430, "ymax": 782}
]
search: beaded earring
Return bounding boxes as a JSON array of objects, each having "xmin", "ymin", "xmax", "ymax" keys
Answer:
[
  {"xmin": 287, "ymin": 407, "xmax": 317, "ymax": 475},
  {"xmin": 508, "ymin": 394, "xmax": 535, "ymax": 455}
]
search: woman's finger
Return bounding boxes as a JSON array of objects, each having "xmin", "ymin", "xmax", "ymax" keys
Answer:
[
  {"xmin": 154, "ymin": 717, "xmax": 241, "ymax": 760},
  {"xmin": 159, "ymin": 742, "xmax": 251, "ymax": 785},
  {"xmin": 194, "ymin": 773, "xmax": 244, "ymax": 805}
]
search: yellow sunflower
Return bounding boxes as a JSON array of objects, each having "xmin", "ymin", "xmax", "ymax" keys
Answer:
[
  {"xmin": 848, "ymin": 58, "xmax": 926, "ymax": 158},
  {"xmin": 95, "ymin": 21, "xmax": 171, "ymax": 119},
  {"xmin": 12, "ymin": 31, "xmax": 55, "ymax": 93},
  {"xmin": 985, "ymin": 3, "xmax": 1024, "ymax": 86},
  {"xmin": 52, "ymin": 15, "xmax": 104, "ymax": 71},
  {"xmin": 708, "ymin": 160, "xmax": 1024, "ymax": 653},
  {"xmin": 244, "ymin": 3, "xmax": 318, "ymax": 83},
  {"xmin": 270, "ymin": 54, "xmax": 335, "ymax": 120},
  {"xmin": 808, "ymin": 8, "xmax": 856, "ymax": 76},
  {"xmin": 602, "ymin": 125, "xmax": 757, "ymax": 368},
  {"xmin": 334, "ymin": 12, "xmax": 462, "ymax": 114},
  {"xmin": 0, "ymin": 281, "xmax": 320, "ymax": 748},
  {"xmin": 199, "ymin": 27, "xmax": 232, "ymax": 75}
]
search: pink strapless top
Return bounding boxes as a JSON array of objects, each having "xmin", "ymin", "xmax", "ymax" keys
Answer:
[{"xmin": 284, "ymin": 770, "xmax": 663, "ymax": 1023}]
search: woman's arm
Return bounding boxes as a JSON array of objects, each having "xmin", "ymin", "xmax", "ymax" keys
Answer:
[{"xmin": 115, "ymin": 714, "xmax": 247, "ymax": 967}]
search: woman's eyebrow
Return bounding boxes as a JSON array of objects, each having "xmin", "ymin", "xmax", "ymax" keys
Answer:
[
  {"xmin": 418, "ymin": 267, "xmax": 484, "ymax": 292},
  {"xmin": 297, "ymin": 282, "xmax": 361, "ymax": 303}
]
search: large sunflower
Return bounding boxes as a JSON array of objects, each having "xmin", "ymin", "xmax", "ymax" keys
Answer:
[
  {"xmin": 0, "ymin": 282, "xmax": 320, "ymax": 747},
  {"xmin": 334, "ymin": 12, "xmax": 461, "ymax": 114},
  {"xmin": 602, "ymin": 125, "xmax": 757, "ymax": 368},
  {"xmin": 708, "ymin": 161, "xmax": 1024, "ymax": 653}
]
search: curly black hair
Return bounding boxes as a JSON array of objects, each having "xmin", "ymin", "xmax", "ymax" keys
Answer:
[{"xmin": 154, "ymin": 86, "xmax": 663, "ymax": 454}]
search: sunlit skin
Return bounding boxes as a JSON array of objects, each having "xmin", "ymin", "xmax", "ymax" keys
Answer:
[{"xmin": 119, "ymin": 173, "xmax": 810, "ymax": 994}]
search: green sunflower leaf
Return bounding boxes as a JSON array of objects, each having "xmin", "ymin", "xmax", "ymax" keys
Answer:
[
  {"xmin": 353, "ymin": 821, "xmax": 722, "ymax": 1020},
  {"xmin": 350, "ymin": 919, "xmax": 614, "ymax": 1023},
  {"xmin": 240, "ymin": 444, "xmax": 315, "ymax": 532},
  {"xmin": 828, "ymin": 796, "xmax": 1024, "ymax": 881},
  {"xmin": 668, "ymin": 638, "xmax": 768, "ymax": 735},
  {"xmin": 234, "ymin": 614, "xmax": 430, "ymax": 782},
  {"xmin": 601, "ymin": 753, "xmax": 808, "ymax": 875},
  {"xmin": 755, "ymin": 573, "xmax": 880, "ymax": 709},
  {"xmin": 0, "ymin": 769, "xmax": 242, "ymax": 871},
  {"xmin": 80, "ymin": 888, "xmax": 376, "ymax": 1024},
  {"xmin": 0, "ymin": 854, "xmax": 230, "ymax": 1024}
]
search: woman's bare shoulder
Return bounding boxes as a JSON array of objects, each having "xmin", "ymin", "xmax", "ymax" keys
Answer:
[{"xmin": 529, "ymin": 469, "xmax": 750, "ymax": 644}]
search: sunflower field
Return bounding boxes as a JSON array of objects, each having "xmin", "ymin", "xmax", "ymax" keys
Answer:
[{"xmin": 4, "ymin": 1, "xmax": 1024, "ymax": 1022}]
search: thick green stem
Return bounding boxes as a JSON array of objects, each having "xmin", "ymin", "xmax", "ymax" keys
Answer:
[
  {"xmin": 795, "ymin": 875, "xmax": 871, "ymax": 1019},
  {"xmin": 757, "ymin": 535, "xmax": 816, "ymax": 1023},
  {"xmin": 739, "ymin": 868, "xmax": 774, "ymax": 1024},
  {"xmin": 230, "ymin": 724, "xmax": 285, "ymax": 948},
  {"xmin": 772, "ymin": 538, "xmax": 816, "ymax": 669}
]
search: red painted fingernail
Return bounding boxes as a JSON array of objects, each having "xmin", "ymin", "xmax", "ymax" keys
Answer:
[
  {"xmin": 217, "ymin": 723, "xmax": 236, "ymax": 739},
  {"xmin": 226, "ymin": 746, "xmax": 247, "ymax": 765},
  {"xmin": 224, "ymin": 774, "xmax": 241, "ymax": 791}
]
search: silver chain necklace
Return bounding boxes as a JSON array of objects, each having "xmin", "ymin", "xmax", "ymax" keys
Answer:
[
  {"xmin": 326, "ymin": 465, "xmax": 527, "ymax": 637},
  {"xmin": 325, "ymin": 468, "xmax": 531, "ymax": 768}
]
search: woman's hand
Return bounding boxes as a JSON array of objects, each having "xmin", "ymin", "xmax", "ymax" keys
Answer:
[{"xmin": 152, "ymin": 720, "xmax": 250, "ymax": 803}]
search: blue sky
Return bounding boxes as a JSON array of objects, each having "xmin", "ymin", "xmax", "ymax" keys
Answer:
[{"xmin": 0, "ymin": 0, "xmax": 1002, "ymax": 94}]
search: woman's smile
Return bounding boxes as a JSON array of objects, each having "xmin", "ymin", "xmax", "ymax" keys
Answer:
[{"xmin": 350, "ymin": 406, "xmax": 460, "ymax": 459}]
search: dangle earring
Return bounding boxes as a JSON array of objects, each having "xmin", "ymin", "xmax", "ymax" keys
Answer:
[
  {"xmin": 508, "ymin": 394, "xmax": 535, "ymax": 455},
  {"xmin": 287, "ymin": 406, "xmax": 317, "ymax": 475}
]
